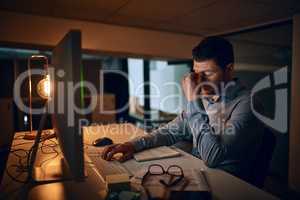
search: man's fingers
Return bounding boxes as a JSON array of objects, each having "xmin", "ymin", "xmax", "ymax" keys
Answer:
[
  {"xmin": 106, "ymin": 145, "xmax": 123, "ymax": 161},
  {"xmin": 182, "ymin": 73, "xmax": 190, "ymax": 83},
  {"xmin": 101, "ymin": 145, "xmax": 114, "ymax": 159},
  {"xmin": 101, "ymin": 145, "xmax": 116, "ymax": 160}
]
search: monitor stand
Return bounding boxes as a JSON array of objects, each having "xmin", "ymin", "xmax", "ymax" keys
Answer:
[{"xmin": 32, "ymin": 158, "xmax": 73, "ymax": 183}]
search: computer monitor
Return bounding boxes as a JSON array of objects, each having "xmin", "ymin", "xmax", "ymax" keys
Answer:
[{"xmin": 51, "ymin": 30, "xmax": 85, "ymax": 180}]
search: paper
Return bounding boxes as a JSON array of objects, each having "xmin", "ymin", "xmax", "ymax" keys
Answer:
[{"xmin": 133, "ymin": 146, "xmax": 181, "ymax": 162}]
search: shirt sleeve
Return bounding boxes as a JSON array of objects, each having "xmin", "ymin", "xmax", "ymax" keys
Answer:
[
  {"xmin": 130, "ymin": 112, "xmax": 190, "ymax": 152},
  {"xmin": 186, "ymin": 97, "xmax": 263, "ymax": 168}
]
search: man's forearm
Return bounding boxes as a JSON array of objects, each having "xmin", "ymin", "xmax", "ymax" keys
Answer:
[
  {"xmin": 185, "ymin": 100, "xmax": 226, "ymax": 167},
  {"xmin": 130, "ymin": 113, "xmax": 187, "ymax": 152}
]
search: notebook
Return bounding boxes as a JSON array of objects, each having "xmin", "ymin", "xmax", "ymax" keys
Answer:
[{"xmin": 133, "ymin": 146, "xmax": 181, "ymax": 162}]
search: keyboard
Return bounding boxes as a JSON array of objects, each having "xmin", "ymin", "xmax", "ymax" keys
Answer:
[{"xmin": 85, "ymin": 145, "xmax": 132, "ymax": 179}]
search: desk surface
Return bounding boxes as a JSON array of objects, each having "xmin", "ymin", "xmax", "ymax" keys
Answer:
[{"xmin": 1, "ymin": 123, "xmax": 278, "ymax": 200}]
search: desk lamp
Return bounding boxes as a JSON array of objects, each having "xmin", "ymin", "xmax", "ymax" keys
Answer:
[{"xmin": 23, "ymin": 55, "xmax": 53, "ymax": 140}]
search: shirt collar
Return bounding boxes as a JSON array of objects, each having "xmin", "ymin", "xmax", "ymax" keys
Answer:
[{"xmin": 222, "ymin": 78, "xmax": 245, "ymax": 102}]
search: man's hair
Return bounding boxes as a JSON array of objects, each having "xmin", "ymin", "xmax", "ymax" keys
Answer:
[{"xmin": 192, "ymin": 36, "xmax": 234, "ymax": 70}]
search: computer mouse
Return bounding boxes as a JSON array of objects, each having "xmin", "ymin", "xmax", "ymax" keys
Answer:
[{"xmin": 92, "ymin": 137, "xmax": 113, "ymax": 147}]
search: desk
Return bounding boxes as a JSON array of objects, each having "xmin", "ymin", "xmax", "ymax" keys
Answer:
[{"xmin": 1, "ymin": 123, "xmax": 278, "ymax": 200}]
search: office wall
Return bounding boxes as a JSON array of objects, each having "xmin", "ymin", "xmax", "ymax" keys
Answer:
[
  {"xmin": 289, "ymin": 14, "xmax": 300, "ymax": 192},
  {"xmin": 0, "ymin": 11, "xmax": 202, "ymax": 59},
  {"xmin": 0, "ymin": 60, "xmax": 14, "ymax": 98}
]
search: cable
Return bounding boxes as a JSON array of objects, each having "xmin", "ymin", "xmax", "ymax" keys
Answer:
[
  {"xmin": 3, "ymin": 134, "xmax": 59, "ymax": 199},
  {"xmin": 39, "ymin": 151, "xmax": 60, "ymax": 168},
  {"xmin": 38, "ymin": 138, "xmax": 60, "ymax": 168},
  {"xmin": 5, "ymin": 149, "xmax": 30, "ymax": 184},
  {"xmin": 5, "ymin": 136, "xmax": 59, "ymax": 185},
  {"xmin": 5, "ymin": 165, "xmax": 28, "ymax": 184},
  {"xmin": 9, "ymin": 149, "xmax": 29, "ymax": 170},
  {"xmin": 26, "ymin": 147, "xmax": 33, "ymax": 172},
  {"xmin": 40, "ymin": 139, "xmax": 58, "ymax": 154}
]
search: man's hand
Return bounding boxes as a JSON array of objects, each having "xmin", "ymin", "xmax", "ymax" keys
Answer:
[
  {"xmin": 101, "ymin": 142, "xmax": 136, "ymax": 162},
  {"xmin": 181, "ymin": 73, "xmax": 200, "ymax": 101}
]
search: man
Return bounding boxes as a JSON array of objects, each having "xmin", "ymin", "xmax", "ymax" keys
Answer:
[{"xmin": 102, "ymin": 37, "xmax": 264, "ymax": 181}]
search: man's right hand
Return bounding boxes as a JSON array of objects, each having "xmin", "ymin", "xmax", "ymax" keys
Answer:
[
  {"xmin": 181, "ymin": 72, "xmax": 201, "ymax": 101},
  {"xmin": 101, "ymin": 142, "xmax": 136, "ymax": 162}
]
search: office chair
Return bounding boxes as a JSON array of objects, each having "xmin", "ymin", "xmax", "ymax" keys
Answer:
[{"xmin": 249, "ymin": 127, "xmax": 276, "ymax": 188}]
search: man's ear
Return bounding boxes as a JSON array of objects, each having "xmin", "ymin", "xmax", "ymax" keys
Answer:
[{"xmin": 224, "ymin": 63, "xmax": 234, "ymax": 81}]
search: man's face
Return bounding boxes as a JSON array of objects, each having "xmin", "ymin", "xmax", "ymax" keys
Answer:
[{"xmin": 193, "ymin": 59, "xmax": 226, "ymax": 96}]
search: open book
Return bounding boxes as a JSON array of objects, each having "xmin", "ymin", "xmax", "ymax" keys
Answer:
[{"xmin": 133, "ymin": 146, "xmax": 181, "ymax": 162}]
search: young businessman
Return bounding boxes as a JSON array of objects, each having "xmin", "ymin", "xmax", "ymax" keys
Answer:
[{"xmin": 101, "ymin": 37, "xmax": 264, "ymax": 181}]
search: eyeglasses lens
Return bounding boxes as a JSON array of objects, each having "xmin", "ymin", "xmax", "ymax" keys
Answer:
[{"xmin": 149, "ymin": 165, "xmax": 164, "ymax": 175}]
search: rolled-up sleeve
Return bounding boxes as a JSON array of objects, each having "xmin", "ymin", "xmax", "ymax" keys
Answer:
[{"xmin": 130, "ymin": 112, "xmax": 190, "ymax": 152}]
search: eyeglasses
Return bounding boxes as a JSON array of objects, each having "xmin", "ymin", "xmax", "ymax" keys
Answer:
[{"xmin": 142, "ymin": 164, "xmax": 184, "ymax": 187}]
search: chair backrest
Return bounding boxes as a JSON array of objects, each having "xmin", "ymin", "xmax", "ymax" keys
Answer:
[{"xmin": 249, "ymin": 127, "xmax": 276, "ymax": 188}]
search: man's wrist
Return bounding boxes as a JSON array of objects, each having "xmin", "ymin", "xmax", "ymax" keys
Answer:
[
  {"xmin": 128, "ymin": 137, "xmax": 145, "ymax": 152},
  {"xmin": 185, "ymin": 94, "xmax": 197, "ymax": 102},
  {"xmin": 124, "ymin": 141, "xmax": 137, "ymax": 153},
  {"xmin": 186, "ymin": 99, "xmax": 206, "ymax": 118}
]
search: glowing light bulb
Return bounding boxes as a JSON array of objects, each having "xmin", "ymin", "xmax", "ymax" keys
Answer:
[
  {"xmin": 24, "ymin": 115, "xmax": 28, "ymax": 124},
  {"xmin": 37, "ymin": 74, "xmax": 51, "ymax": 99}
]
